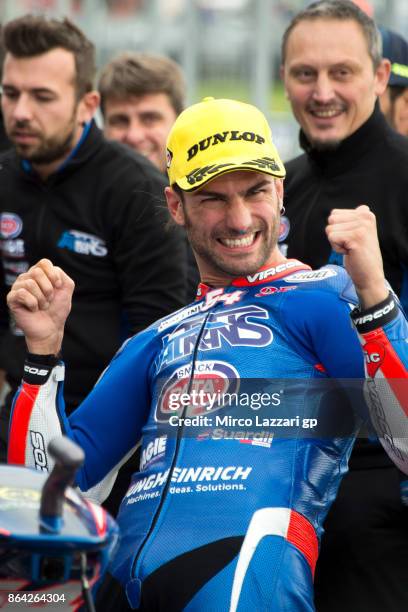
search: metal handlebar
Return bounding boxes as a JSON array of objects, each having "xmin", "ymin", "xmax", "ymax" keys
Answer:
[{"xmin": 39, "ymin": 436, "xmax": 85, "ymax": 532}]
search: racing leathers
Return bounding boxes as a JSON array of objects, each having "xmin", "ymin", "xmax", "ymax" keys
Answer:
[{"xmin": 7, "ymin": 260, "xmax": 408, "ymax": 611}]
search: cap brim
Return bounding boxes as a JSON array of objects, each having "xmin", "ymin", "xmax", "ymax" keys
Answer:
[{"xmin": 174, "ymin": 154, "xmax": 286, "ymax": 192}]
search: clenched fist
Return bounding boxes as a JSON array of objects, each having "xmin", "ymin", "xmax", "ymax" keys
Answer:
[
  {"xmin": 7, "ymin": 259, "xmax": 75, "ymax": 355},
  {"xmin": 326, "ymin": 205, "xmax": 388, "ymax": 308}
]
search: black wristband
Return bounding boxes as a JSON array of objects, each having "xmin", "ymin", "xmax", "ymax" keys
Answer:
[
  {"xmin": 23, "ymin": 353, "xmax": 61, "ymax": 385},
  {"xmin": 351, "ymin": 291, "xmax": 398, "ymax": 334}
]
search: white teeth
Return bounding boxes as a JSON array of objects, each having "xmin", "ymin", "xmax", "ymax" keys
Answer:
[
  {"xmin": 221, "ymin": 233, "xmax": 256, "ymax": 248},
  {"xmin": 312, "ymin": 109, "xmax": 341, "ymax": 118}
]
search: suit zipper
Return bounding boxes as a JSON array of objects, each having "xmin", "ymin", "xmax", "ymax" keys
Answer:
[{"xmin": 130, "ymin": 309, "xmax": 211, "ymax": 580}]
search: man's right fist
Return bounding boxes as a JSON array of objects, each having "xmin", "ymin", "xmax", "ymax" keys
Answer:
[{"xmin": 7, "ymin": 259, "xmax": 75, "ymax": 355}]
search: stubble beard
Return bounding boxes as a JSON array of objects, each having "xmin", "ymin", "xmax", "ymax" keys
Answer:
[
  {"xmin": 184, "ymin": 212, "xmax": 281, "ymax": 279},
  {"xmin": 11, "ymin": 109, "xmax": 79, "ymax": 165}
]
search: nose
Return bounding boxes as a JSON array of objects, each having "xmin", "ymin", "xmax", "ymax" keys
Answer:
[
  {"xmin": 312, "ymin": 73, "xmax": 335, "ymax": 104},
  {"xmin": 123, "ymin": 118, "xmax": 146, "ymax": 148},
  {"xmin": 12, "ymin": 93, "xmax": 33, "ymax": 122},
  {"xmin": 225, "ymin": 196, "xmax": 253, "ymax": 233}
]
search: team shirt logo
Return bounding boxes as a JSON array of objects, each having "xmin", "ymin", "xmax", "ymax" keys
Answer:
[
  {"xmin": 0, "ymin": 213, "xmax": 23, "ymax": 239},
  {"xmin": 58, "ymin": 230, "xmax": 108, "ymax": 257}
]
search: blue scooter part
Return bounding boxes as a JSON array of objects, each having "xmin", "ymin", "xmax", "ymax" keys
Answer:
[{"xmin": 0, "ymin": 436, "xmax": 119, "ymax": 611}]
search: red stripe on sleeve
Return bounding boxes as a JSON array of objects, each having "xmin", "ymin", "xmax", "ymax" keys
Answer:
[
  {"xmin": 7, "ymin": 383, "xmax": 41, "ymax": 465},
  {"xmin": 363, "ymin": 328, "xmax": 408, "ymax": 417}
]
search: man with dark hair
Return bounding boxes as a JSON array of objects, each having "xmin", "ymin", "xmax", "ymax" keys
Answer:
[
  {"xmin": 0, "ymin": 24, "xmax": 10, "ymax": 152},
  {"xmin": 6, "ymin": 97, "xmax": 408, "ymax": 611},
  {"xmin": 280, "ymin": 1, "xmax": 408, "ymax": 610},
  {"xmin": 0, "ymin": 15, "xmax": 188, "ymax": 509},
  {"xmin": 98, "ymin": 52, "xmax": 185, "ymax": 174},
  {"xmin": 3, "ymin": 15, "xmax": 95, "ymax": 100},
  {"xmin": 379, "ymin": 27, "xmax": 408, "ymax": 136}
]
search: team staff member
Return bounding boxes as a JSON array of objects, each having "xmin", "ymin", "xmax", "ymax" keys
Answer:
[
  {"xmin": 280, "ymin": 0, "xmax": 408, "ymax": 311},
  {"xmin": 98, "ymin": 52, "xmax": 185, "ymax": 175},
  {"xmin": 6, "ymin": 97, "xmax": 408, "ymax": 611},
  {"xmin": 0, "ymin": 24, "xmax": 10, "ymax": 152},
  {"xmin": 0, "ymin": 17, "xmax": 187, "ymax": 467},
  {"xmin": 379, "ymin": 27, "xmax": 408, "ymax": 137},
  {"xmin": 280, "ymin": 2, "xmax": 408, "ymax": 610},
  {"xmin": 98, "ymin": 51, "xmax": 199, "ymax": 300}
]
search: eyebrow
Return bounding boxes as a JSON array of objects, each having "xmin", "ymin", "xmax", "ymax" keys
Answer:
[
  {"xmin": 107, "ymin": 112, "xmax": 130, "ymax": 121},
  {"xmin": 194, "ymin": 178, "xmax": 272, "ymax": 199},
  {"xmin": 138, "ymin": 110, "xmax": 163, "ymax": 118},
  {"xmin": 2, "ymin": 84, "xmax": 56, "ymax": 96},
  {"xmin": 289, "ymin": 60, "xmax": 359, "ymax": 71}
]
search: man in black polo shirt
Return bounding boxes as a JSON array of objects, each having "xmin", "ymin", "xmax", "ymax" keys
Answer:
[
  {"xmin": 0, "ymin": 14, "xmax": 188, "ymax": 512},
  {"xmin": 280, "ymin": 2, "xmax": 408, "ymax": 611}
]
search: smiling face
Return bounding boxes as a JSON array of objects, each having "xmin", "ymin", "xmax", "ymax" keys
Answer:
[
  {"xmin": 103, "ymin": 92, "xmax": 177, "ymax": 172},
  {"xmin": 166, "ymin": 171, "xmax": 285, "ymax": 286},
  {"xmin": 281, "ymin": 18, "xmax": 390, "ymax": 149}
]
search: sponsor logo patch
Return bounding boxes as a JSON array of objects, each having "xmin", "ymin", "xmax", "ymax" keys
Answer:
[
  {"xmin": 255, "ymin": 285, "xmax": 297, "ymax": 297},
  {"xmin": 0, "ymin": 213, "xmax": 23, "ymax": 239},
  {"xmin": 24, "ymin": 365, "xmax": 49, "ymax": 377},
  {"xmin": 3, "ymin": 261, "xmax": 30, "ymax": 287},
  {"xmin": 140, "ymin": 436, "xmax": 167, "ymax": 471},
  {"xmin": 246, "ymin": 260, "xmax": 300, "ymax": 284},
  {"xmin": 30, "ymin": 431, "xmax": 48, "ymax": 472},
  {"xmin": 156, "ymin": 360, "xmax": 240, "ymax": 422},
  {"xmin": 157, "ymin": 305, "xmax": 273, "ymax": 371},
  {"xmin": 58, "ymin": 230, "xmax": 108, "ymax": 257},
  {"xmin": 125, "ymin": 464, "xmax": 252, "ymax": 502},
  {"xmin": 364, "ymin": 340, "xmax": 386, "ymax": 377},
  {"xmin": 187, "ymin": 130, "xmax": 265, "ymax": 161},
  {"xmin": 354, "ymin": 301, "xmax": 395, "ymax": 326},
  {"xmin": 284, "ymin": 269, "xmax": 337, "ymax": 283},
  {"xmin": 186, "ymin": 157, "xmax": 282, "ymax": 186},
  {"xmin": 3, "ymin": 261, "xmax": 29, "ymax": 274},
  {"xmin": 0, "ymin": 239, "xmax": 25, "ymax": 258},
  {"xmin": 198, "ymin": 427, "xmax": 274, "ymax": 448}
]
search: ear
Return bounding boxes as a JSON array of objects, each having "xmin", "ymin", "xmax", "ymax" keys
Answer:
[
  {"xmin": 279, "ymin": 64, "xmax": 289, "ymax": 95},
  {"xmin": 374, "ymin": 59, "xmax": 391, "ymax": 96},
  {"xmin": 165, "ymin": 186, "xmax": 186, "ymax": 226},
  {"xmin": 275, "ymin": 178, "xmax": 284, "ymax": 206},
  {"xmin": 77, "ymin": 90, "xmax": 100, "ymax": 124},
  {"xmin": 279, "ymin": 64, "xmax": 285, "ymax": 83}
]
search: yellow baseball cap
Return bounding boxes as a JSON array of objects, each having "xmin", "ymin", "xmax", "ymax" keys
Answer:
[{"xmin": 166, "ymin": 97, "xmax": 286, "ymax": 192}]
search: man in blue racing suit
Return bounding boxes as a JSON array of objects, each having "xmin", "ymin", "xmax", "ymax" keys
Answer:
[{"xmin": 6, "ymin": 98, "xmax": 408, "ymax": 611}]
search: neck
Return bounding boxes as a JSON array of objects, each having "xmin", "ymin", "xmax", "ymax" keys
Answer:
[
  {"xmin": 31, "ymin": 123, "xmax": 85, "ymax": 180},
  {"xmin": 199, "ymin": 249, "xmax": 288, "ymax": 287}
]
